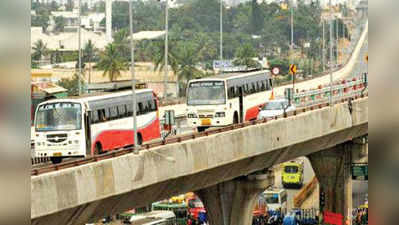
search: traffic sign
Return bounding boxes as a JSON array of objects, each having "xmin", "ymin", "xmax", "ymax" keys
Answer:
[
  {"xmin": 289, "ymin": 64, "xmax": 297, "ymax": 75},
  {"xmin": 352, "ymin": 164, "xmax": 368, "ymax": 180},
  {"xmin": 272, "ymin": 67, "xmax": 280, "ymax": 75}
]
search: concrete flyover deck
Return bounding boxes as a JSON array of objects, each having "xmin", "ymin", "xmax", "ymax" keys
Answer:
[{"xmin": 31, "ymin": 97, "xmax": 368, "ymax": 225}]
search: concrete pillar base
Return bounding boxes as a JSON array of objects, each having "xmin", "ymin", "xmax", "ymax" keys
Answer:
[
  {"xmin": 308, "ymin": 142, "xmax": 353, "ymax": 224},
  {"xmin": 195, "ymin": 172, "xmax": 273, "ymax": 225}
]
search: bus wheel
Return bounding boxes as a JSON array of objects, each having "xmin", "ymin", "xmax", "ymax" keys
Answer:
[
  {"xmin": 137, "ymin": 134, "xmax": 143, "ymax": 146},
  {"xmin": 50, "ymin": 157, "xmax": 62, "ymax": 164},
  {"xmin": 95, "ymin": 143, "xmax": 103, "ymax": 155}
]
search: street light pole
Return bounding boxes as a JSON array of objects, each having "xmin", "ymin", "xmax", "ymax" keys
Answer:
[
  {"xmin": 336, "ymin": 18, "xmax": 339, "ymax": 66},
  {"xmin": 329, "ymin": 0, "xmax": 333, "ymax": 106},
  {"xmin": 220, "ymin": 0, "xmax": 223, "ymax": 61},
  {"xmin": 129, "ymin": 0, "xmax": 138, "ymax": 150},
  {"xmin": 164, "ymin": 0, "xmax": 169, "ymax": 99},
  {"xmin": 290, "ymin": 0, "xmax": 295, "ymax": 92},
  {"xmin": 78, "ymin": 0, "xmax": 82, "ymax": 95},
  {"xmin": 322, "ymin": 19, "xmax": 325, "ymax": 72}
]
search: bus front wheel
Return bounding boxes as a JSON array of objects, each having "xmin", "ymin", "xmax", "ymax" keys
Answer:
[{"xmin": 50, "ymin": 157, "xmax": 62, "ymax": 164}]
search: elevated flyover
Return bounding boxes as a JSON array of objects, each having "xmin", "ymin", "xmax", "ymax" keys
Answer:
[{"xmin": 31, "ymin": 95, "xmax": 368, "ymax": 225}]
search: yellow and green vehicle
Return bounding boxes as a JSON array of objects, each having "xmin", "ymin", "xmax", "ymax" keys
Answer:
[{"xmin": 282, "ymin": 160, "xmax": 304, "ymax": 188}]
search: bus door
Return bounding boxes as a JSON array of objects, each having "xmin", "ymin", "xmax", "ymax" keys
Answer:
[
  {"xmin": 84, "ymin": 111, "xmax": 92, "ymax": 157},
  {"xmin": 238, "ymin": 86, "xmax": 244, "ymax": 123}
]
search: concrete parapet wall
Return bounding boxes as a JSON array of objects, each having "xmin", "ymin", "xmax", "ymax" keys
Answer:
[{"xmin": 31, "ymin": 98, "xmax": 368, "ymax": 225}]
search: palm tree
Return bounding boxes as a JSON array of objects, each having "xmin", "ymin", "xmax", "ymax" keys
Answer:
[
  {"xmin": 233, "ymin": 43, "xmax": 259, "ymax": 69},
  {"xmin": 96, "ymin": 44, "xmax": 128, "ymax": 82},
  {"xmin": 83, "ymin": 40, "xmax": 97, "ymax": 83},
  {"xmin": 152, "ymin": 41, "xmax": 179, "ymax": 75},
  {"xmin": 32, "ymin": 39, "xmax": 49, "ymax": 62},
  {"xmin": 175, "ymin": 44, "xmax": 203, "ymax": 82}
]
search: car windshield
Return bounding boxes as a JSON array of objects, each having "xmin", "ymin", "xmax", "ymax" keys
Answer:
[
  {"xmin": 264, "ymin": 101, "xmax": 288, "ymax": 110},
  {"xmin": 187, "ymin": 81, "xmax": 226, "ymax": 105},
  {"xmin": 284, "ymin": 166, "xmax": 299, "ymax": 173},
  {"xmin": 265, "ymin": 194, "xmax": 280, "ymax": 204},
  {"xmin": 35, "ymin": 102, "xmax": 82, "ymax": 131},
  {"xmin": 189, "ymin": 199, "xmax": 204, "ymax": 208}
]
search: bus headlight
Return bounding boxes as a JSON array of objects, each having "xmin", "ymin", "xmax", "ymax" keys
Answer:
[
  {"xmin": 187, "ymin": 113, "xmax": 198, "ymax": 118},
  {"xmin": 215, "ymin": 112, "xmax": 226, "ymax": 117}
]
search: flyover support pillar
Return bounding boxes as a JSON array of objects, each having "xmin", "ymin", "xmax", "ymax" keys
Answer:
[
  {"xmin": 195, "ymin": 171, "xmax": 273, "ymax": 225},
  {"xmin": 308, "ymin": 142, "xmax": 353, "ymax": 224}
]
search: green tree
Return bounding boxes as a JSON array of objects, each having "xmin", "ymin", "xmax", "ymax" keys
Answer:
[
  {"xmin": 112, "ymin": 28, "xmax": 131, "ymax": 60},
  {"xmin": 233, "ymin": 43, "xmax": 259, "ymax": 68},
  {"xmin": 152, "ymin": 41, "xmax": 179, "ymax": 76},
  {"xmin": 83, "ymin": 40, "xmax": 98, "ymax": 83},
  {"xmin": 50, "ymin": 1, "xmax": 59, "ymax": 11},
  {"xmin": 57, "ymin": 74, "xmax": 80, "ymax": 96},
  {"xmin": 174, "ymin": 43, "xmax": 203, "ymax": 82},
  {"xmin": 96, "ymin": 44, "xmax": 128, "ymax": 82},
  {"xmin": 32, "ymin": 39, "xmax": 49, "ymax": 61},
  {"xmin": 54, "ymin": 16, "xmax": 66, "ymax": 33},
  {"xmin": 66, "ymin": 0, "xmax": 74, "ymax": 11}
]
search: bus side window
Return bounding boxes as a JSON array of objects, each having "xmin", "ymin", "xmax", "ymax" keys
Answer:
[
  {"xmin": 138, "ymin": 102, "xmax": 144, "ymax": 115},
  {"xmin": 228, "ymin": 87, "xmax": 235, "ymax": 99},
  {"xmin": 110, "ymin": 106, "xmax": 118, "ymax": 120},
  {"xmin": 91, "ymin": 111, "xmax": 99, "ymax": 124},
  {"xmin": 252, "ymin": 83, "xmax": 257, "ymax": 94},
  {"xmin": 127, "ymin": 104, "xmax": 133, "ymax": 117},
  {"xmin": 259, "ymin": 81, "xmax": 265, "ymax": 91},
  {"xmin": 98, "ymin": 109, "xmax": 107, "ymax": 122},
  {"xmin": 118, "ymin": 105, "xmax": 127, "ymax": 118}
]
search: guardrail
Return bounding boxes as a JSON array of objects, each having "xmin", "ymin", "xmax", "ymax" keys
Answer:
[{"xmin": 292, "ymin": 76, "xmax": 367, "ymax": 108}]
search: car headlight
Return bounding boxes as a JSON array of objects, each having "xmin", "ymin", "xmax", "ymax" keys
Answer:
[
  {"xmin": 215, "ymin": 112, "xmax": 225, "ymax": 117},
  {"xmin": 187, "ymin": 113, "xmax": 198, "ymax": 118}
]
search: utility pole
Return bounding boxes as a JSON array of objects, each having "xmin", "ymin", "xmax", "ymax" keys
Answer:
[
  {"xmin": 322, "ymin": 19, "xmax": 325, "ymax": 72},
  {"xmin": 78, "ymin": 0, "xmax": 82, "ymax": 95},
  {"xmin": 336, "ymin": 18, "xmax": 339, "ymax": 66},
  {"xmin": 129, "ymin": 0, "xmax": 138, "ymax": 150},
  {"xmin": 329, "ymin": 0, "xmax": 333, "ymax": 106},
  {"xmin": 163, "ymin": 0, "xmax": 169, "ymax": 99},
  {"xmin": 290, "ymin": 0, "xmax": 295, "ymax": 92},
  {"xmin": 220, "ymin": 0, "xmax": 223, "ymax": 61}
]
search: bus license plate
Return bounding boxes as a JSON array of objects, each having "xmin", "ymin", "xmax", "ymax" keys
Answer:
[
  {"xmin": 201, "ymin": 119, "xmax": 211, "ymax": 126},
  {"xmin": 53, "ymin": 152, "xmax": 62, "ymax": 157}
]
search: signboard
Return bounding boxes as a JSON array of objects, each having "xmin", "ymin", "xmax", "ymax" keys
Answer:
[
  {"xmin": 213, "ymin": 60, "xmax": 233, "ymax": 70},
  {"xmin": 289, "ymin": 64, "xmax": 297, "ymax": 75},
  {"xmin": 272, "ymin": 67, "xmax": 280, "ymax": 75},
  {"xmin": 324, "ymin": 211, "xmax": 343, "ymax": 225},
  {"xmin": 352, "ymin": 164, "xmax": 368, "ymax": 180}
]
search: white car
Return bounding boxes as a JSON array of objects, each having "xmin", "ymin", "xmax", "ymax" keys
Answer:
[{"xmin": 257, "ymin": 99, "xmax": 296, "ymax": 119}]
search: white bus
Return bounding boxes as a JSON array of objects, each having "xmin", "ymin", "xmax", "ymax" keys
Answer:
[
  {"xmin": 186, "ymin": 70, "xmax": 273, "ymax": 131},
  {"xmin": 129, "ymin": 211, "xmax": 176, "ymax": 225},
  {"xmin": 34, "ymin": 89, "xmax": 161, "ymax": 164}
]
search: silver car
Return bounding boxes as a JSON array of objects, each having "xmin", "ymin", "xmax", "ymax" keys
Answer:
[{"xmin": 257, "ymin": 99, "xmax": 296, "ymax": 119}]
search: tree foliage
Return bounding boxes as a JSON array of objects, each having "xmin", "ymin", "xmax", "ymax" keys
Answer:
[{"xmin": 96, "ymin": 44, "xmax": 128, "ymax": 82}]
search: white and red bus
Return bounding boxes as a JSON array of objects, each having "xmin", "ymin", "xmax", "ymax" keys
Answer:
[
  {"xmin": 186, "ymin": 70, "xmax": 273, "ymax": 132},
  {"xmin": 34, "ymin": 89, "xmax": 161, "ymax": 164}
]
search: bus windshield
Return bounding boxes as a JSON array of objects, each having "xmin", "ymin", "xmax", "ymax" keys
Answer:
[
  {"xmin": 187, "ymin": 81, "xmax": 226, "ymax": 105},
  {"xmin": 284, "ymin": 166, "xmax": 299, "ymax": 173},
  {"xmin": 265, "ymin": 193, "xmax": 280, "ymax": 204},
  {"xmin": 35, "ymin": 102, "xmax": 82, "ymax": 132}
]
